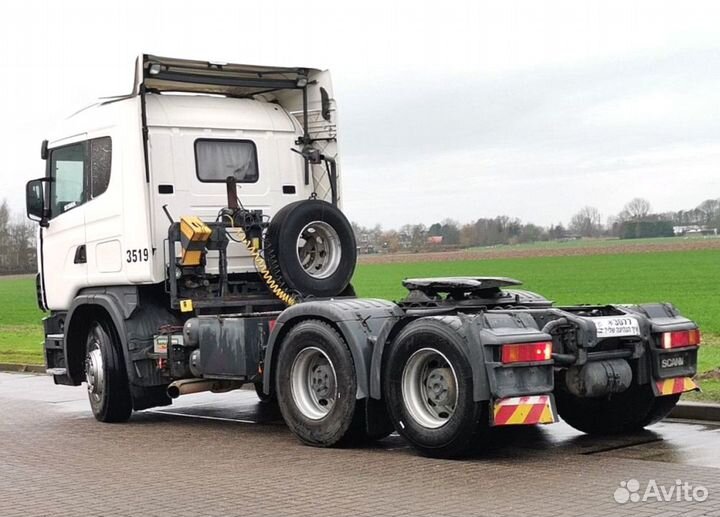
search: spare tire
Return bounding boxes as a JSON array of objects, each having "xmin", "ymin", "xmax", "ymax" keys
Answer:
[{"xmin": 266, "ymin": 200, "xmax": 356, "ymax": 298}]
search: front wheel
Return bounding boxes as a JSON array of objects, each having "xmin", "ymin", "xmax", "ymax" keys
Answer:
[
  {"xmin": 383, "ymin": 318, "xmax": 488, "ymax": 458},
  {"xmin": 85, "ymin": 320, "xmax": 133, "ymax": 423},
  {"xmin": 276, "ymin": 320, "xmax": 364, "ymax": 447},
  {"xmin": 555, "ymin": 378, "xmax": 680, "ymax": 435}
]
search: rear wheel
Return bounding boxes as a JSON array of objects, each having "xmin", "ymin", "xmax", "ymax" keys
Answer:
[
  {"xmin": 383, "ymin": 319, "xmax": 488, "ymax": 458},
  {"xmin": 85, "ymin": 320, "xmax": 132, "ymax": 423},
  {"xmin": 555, "ymin": 378, "xmax": 680, "ymax": 435},
  {"xmin": 276, "ymin": 320, "xmax": 364, "ymax": 447},
  {"xmin": 254, "ymin": 382, "xmax": 277, "ymax": 406}
]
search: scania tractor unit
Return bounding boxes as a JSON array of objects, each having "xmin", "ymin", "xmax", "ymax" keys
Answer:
[{"xmin": 25, "ymin": 55, "xmax": 702, "ymax": 458}]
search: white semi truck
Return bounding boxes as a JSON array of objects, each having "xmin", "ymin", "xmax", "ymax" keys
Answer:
[{"xmin": 26, "ymin": 55, "xmax": 702, "ymax": 458}]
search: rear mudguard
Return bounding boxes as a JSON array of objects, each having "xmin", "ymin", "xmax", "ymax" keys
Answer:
[
  {"xmin": 370, "ymin": 309, "xmax": 554, "ymax": 402},
  {"xmin": 262, "ymin": 298, "xmax": 403, "ymax": 399}
]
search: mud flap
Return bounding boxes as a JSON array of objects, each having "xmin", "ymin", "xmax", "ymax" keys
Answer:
[
  {"xmin": 492, "ymin": 394, "xmax": 557, "ymax": 426},
  {"xmin": 653, "ymin": 377, "xmax": 700, "ymax": 397}
]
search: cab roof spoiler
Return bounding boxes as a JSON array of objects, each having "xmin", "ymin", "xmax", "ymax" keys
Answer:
[{"xmin": 130, "ymin": 54, "xmax": 321, "ymax": 98}]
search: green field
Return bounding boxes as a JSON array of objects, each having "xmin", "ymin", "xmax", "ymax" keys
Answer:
[
  {"xmin": 0, "ymin": 276, "xmax": 45, "ymax": 364},
  {"xmin": 2, "ymin": 248, "xmax": 719, "ymax": 400}
]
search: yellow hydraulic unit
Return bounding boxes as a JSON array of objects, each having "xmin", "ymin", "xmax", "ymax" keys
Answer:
[{"xmin": 179, "ymin": 216, "xmax": 212, "ymax": 266}]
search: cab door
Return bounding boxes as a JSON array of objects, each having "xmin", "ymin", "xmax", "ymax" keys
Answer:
[{"xmin": 41, "ymin": 140, "xmax": 89, "ymax": 310}]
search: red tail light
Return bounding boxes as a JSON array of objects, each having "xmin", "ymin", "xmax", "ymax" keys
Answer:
[
  {"xmin": 501, "ymin": 342, "xmax": 552, "ymax": 364},
  {"xmin": 660, "ymin": 329, "xmax": 701, "ymax": 349}
]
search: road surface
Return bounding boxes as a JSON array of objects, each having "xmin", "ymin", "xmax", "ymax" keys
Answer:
[{"xmin": 1, "ymin": 372, "xmax": 719, "ymax": 517}]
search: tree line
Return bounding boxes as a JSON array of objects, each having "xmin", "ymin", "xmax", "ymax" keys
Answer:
[
  {"xmin": 354, "ymin": 197, "xmax": 720, "ymax": 253},
  {"xmin": 0, "ymin": 200, "xmax": 36, "ymax": 274}
]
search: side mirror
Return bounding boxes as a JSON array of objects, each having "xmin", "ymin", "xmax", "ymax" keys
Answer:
[
  {"xmin": 26, "ymin": 178, "xmax": 49, "ymax": 227},
  {"xmin": 320, "ymin": 87, "xmax": 331, "ymax": 121}
]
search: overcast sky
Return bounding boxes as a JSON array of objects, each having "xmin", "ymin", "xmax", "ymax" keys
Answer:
[{"xmin": 1, "ymin": 0, "xmax": 719, "ymax": 228}]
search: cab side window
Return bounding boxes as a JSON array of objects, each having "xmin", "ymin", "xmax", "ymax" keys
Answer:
[
  {"xmin": 49, "ymin": 137, "xmax": 112, "ymax": 219},
  {"xmin": 50, "ymin": 142, "xmax": 86, "ymax": 218},
  {"xmin": 195, "ymin": 139, "xmax": 259, "ymax": 183},
  {"xmin": 90, "ymin": 137, "xmax": 112, "ymax": 198}
]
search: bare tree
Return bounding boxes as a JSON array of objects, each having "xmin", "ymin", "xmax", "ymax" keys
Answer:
[
  {"xmin": 622, "ymin": 198, "xmax": 652, "ymax": 221},
  {"xmin": 569, "ymin": 206, "xmax": 602, "ymax": 237},
  {"xmin": 8, "ymin": 215, "xmax": 36, "ymax": 269},
  {"xmin": 0, "ymin": 200, "xmax": 9, "ymax": 269}
]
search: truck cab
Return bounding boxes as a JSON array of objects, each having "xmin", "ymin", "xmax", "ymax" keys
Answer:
[{"xmin": 29, "ymin": 55, "xmax": 341, "ymax": 311}]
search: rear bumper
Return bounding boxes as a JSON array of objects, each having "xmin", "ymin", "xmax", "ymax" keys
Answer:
[
  {"xmin": 492, "ymin": 394, "xmax": 558, "ymax": 426},
  {"xmin": 653, "ymin": 377, "xmax": 700, "ymax": 397}
]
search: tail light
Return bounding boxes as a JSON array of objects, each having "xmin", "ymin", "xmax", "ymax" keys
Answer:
[
  {"xmin": 660, "ymin": 329, "xmax": 701, "ymax": 349},
  {"xmin": 501, "ymin": 342, "xmax": 552, "ymax": 364}
]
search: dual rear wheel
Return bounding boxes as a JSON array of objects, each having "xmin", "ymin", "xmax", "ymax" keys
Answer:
[
  {"xmin": 383, "ymin": 319, "xmax": 489, "ymax": 458},
  {"xmin": 555, "ymin": 378, "xmax": 680, "ymax": 435},
  {"xmin": 275, "ymin": 318, "xmax": 488, "ymax": 458}
]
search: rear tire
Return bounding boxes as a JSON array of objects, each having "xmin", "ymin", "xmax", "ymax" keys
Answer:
[
  {"xmin": 383, "ymin": 318, "xmax": 488, "ymax": 458},
  {"xmin": 254, "ymin": 382, "xmax": 277, "ymax": 406},
  {"xmin": 276, "ymin": 320, "xmax": 364, "ymax": 447},
  {"xmin": 85, "ymin": 320, "xmax": 132, "ymax": 423},
  {"xmin": 555, "ymin": 378, "xmax": 680, "ymax": 435}
]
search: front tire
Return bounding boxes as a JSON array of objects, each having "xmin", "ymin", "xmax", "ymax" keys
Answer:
[
  {"xmin": 383, "ymin": 318, "xmax": 488, "ymax": 458},
  {"xmin": 555, "ymin": 378, "xmax": 680, "ymax": 435},
  {"xmin": 85, "ymin": 320, "xmax": 132, "ymax": 423},
  {"xmin": 276, "ymin": 320, "xmax": 363, "ymax": 447}
]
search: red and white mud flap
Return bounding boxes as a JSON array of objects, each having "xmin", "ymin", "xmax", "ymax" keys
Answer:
[
  {"xmin": 653, "ymin": 377, "xmax": 700, "ymax": 397},
  {"xmin": 492, "ymin": 394, "xmax": 558, "ymax": 426}
]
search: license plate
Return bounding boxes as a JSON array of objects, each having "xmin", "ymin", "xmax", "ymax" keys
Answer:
[{"xmin": 593, "ymin": 316, "xmax": 640, "ymax": 338}]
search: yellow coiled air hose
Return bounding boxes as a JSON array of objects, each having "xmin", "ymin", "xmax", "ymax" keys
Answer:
[{"xmin": 230, "ymin": 226, "xmax": 297, "ymax": 306}]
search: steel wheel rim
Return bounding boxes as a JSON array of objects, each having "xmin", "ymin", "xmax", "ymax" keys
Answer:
[
  {"xmin": 296, "ymin": 220, "xmax": 342, "ymax": 280},
  {"xmin": 290, "ymin": 346, "xmax": 337, "ymax": 420},
  {"xmin": 85, "ymin": 340, "xmax": 105, "ymax": 403},
  {"xmin": 401, "ymin": 348, "xmax": 458, "ymax": 429}
]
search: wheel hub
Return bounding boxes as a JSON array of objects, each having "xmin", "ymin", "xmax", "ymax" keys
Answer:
[
  {"xmin": 85, "ymin": 343, "xmax": 104, "ymax": 402},
  {"xmin": 290, "ymin": 347, "xmax": 338, "ymax": 420},
  {"xmin": 296, "ymin": 221, "xmax": 342, "ymax": 279},
  {"xmin": 310, "ymin": 363, "xmax": 335, "ymax": 402},
  {"xmin": 401, "ymin": 348, "xmax": 459, "ymax": 429},
  {"xmin": 426, "ymin": 368, "xmax": 454, "ymax": 406}
]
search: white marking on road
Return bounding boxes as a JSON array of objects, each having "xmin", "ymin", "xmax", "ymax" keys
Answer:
[{"xmin": 147, "ymin": 409, "xmax": 259, "ymax": 425}]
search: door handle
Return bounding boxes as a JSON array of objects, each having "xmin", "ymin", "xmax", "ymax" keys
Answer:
[{"xmin": 74, "ymin": 245, "xmax": 87, "ymax": 264}]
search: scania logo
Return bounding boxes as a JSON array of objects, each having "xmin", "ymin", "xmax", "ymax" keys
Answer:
[{"xmin": 661, "ymin": 357, "xmax": 685, "ymax": 368}]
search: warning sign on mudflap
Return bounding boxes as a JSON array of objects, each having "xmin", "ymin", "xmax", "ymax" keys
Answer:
[{"xmin": 593, "ymin": 316, "xmax": 641, "ymax": 338}]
